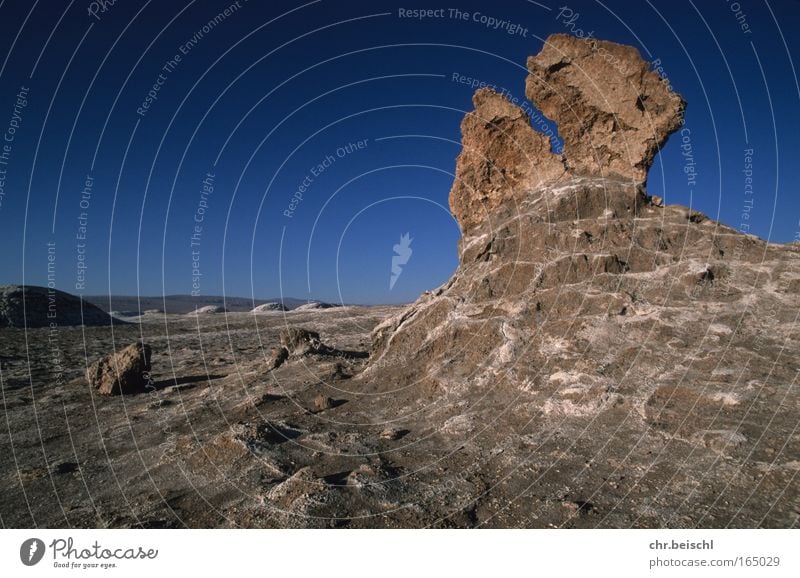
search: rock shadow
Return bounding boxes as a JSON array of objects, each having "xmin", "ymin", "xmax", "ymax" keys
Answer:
[{"xmin": 151, "ymin": 373, "xmax": 226, "ymax": 391}]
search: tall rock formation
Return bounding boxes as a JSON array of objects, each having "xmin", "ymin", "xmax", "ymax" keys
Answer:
[{"xmin": 364, "ymin": 34, "xmax": 799, "ymax": 415}]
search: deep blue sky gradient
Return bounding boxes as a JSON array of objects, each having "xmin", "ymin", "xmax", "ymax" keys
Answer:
[{"xmin": 0, "ymin": 0, "xmax": 798, "ymax": 304}]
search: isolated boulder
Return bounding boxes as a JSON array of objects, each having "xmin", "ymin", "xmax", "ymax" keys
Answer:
[
  {"xmin": 86, "ymin": 343, "xmax": 152, "ymax": 395},
  {"xmin": 365, "ymin": 33, "xmax": 799, "ymax": 408},
  {"xmin": 313, "ymin": 394, "xmax": 334, "ymax": 411},
  {"xmin": 267, "ymin": 328, "xmax": 343, "ymax": 371}
]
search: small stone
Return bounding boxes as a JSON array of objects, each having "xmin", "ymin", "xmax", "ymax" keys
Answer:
[
  {"xmin": 380, "ymin": 428, "xmax": 408, "ymax": 440},
  {"xmin": 314, "ymin": 395, "xmax": 333, "ymax": 411},
  {"xmin": 687, "ymin": 211, "xmax": 706, "ymax": 223}
]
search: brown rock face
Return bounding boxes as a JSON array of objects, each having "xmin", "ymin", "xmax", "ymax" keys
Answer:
[
  {"xmin": 449, "ymin": 89, "xmax": 565, "ymax": 233},
  {"xmin": 86, "ymin": 342, "xmax": 152, "ymax": 395},
  {"xmin": 449, "ymin": 34, "xmax": 684, "ymax": 236},
  {"xmin": 525, "ymin": 33, "xmax": 686, "ymax": 183}
]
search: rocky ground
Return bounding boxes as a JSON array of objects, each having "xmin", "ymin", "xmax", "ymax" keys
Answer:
[
  {"xmin": 0, "ymin": 299, "xmax": 797, "ymax": 528},
  {"xmin": 0, "ymin": 307, "xmax": 408, "ymax": 528}
]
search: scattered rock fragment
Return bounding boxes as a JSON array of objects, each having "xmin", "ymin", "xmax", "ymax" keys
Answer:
[
  {"xmin": 280, "ymin": 327, "xmax": 322, "ymax": 356},
  {"xmin": 380, "ymin": 428, "xmax": 409, "ymax": 441},
  {"xmin": 313, "ymin": 394, "xmax": 334, "ymax": 411},
  {"xmin": 266, "ymin": 328, "xmax": 348, "ymax": 372},
  {"xmin": 562, "ymin": 499, "xmax": 596, "ymax": 518},
  {"xmin": 330, "ymin": 362, "xmax": 350, "ymax": 380},
  {"xmin": 687, "ymin": 211, "xmax": 706, "ymax": 223},
  {"xmin": 265, "ymin": 466, "xmax": 318, "ymax": 505}
]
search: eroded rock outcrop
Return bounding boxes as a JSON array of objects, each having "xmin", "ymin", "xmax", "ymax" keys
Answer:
[
  {"xmin": 450, "ymin": 34, "xmax": 684, "ymax": 235},
  {"xmin": 365, "ymin": 34, "xmax": 799, "ymax": 412}
]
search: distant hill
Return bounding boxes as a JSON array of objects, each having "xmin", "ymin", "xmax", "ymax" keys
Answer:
[
  {"xmin": 1, "ymin": 285, "xmax": 115, "ymax": 327},
  {"xmin": 83, "ymin": 294, "xmax": 330, "ymax": 315}
]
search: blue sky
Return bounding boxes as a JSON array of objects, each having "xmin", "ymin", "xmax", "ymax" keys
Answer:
[{"xmin": 0, "ymin": 0, "xmax": 798, "ymax": 304}]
